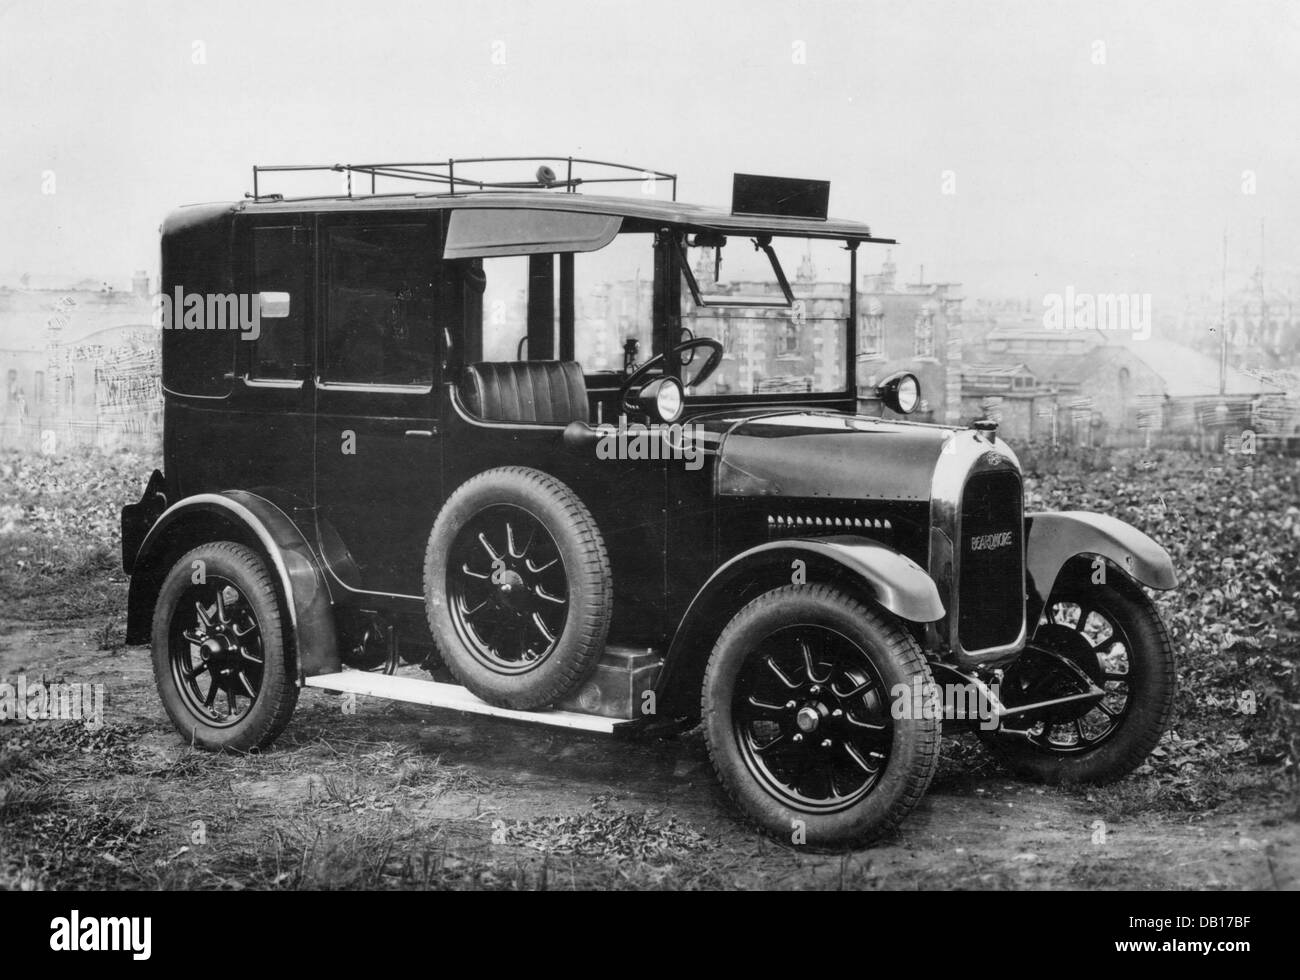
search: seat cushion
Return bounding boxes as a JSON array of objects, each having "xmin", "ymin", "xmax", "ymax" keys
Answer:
[{"xmin": 462, "ymin": 360, "xmax": 590, "ymax": 425}]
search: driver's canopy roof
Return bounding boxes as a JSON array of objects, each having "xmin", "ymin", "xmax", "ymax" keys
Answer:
[{"xmin": 445, "ymin": 195, "xmax": 879, "ymax": 401}]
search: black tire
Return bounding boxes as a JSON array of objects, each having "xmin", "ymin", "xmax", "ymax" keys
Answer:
[
  {"xmin": 424, "ymin": 467, "xmax": 612, "ymax": 710},
  {"xmin": 981, "ymin": 582, "xmax": 1175, "ymax": 784},
  {"xmin": 701, "ymin": 584, "xmax": 941, "ymax": 849},
  {"xmin": 151, "ymin": 542, "xmax": 298, "ymax": 752}
]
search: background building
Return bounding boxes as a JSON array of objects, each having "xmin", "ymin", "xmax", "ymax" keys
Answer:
[{"xmin": 0, "ymin": 278, "xmax": 160, "ymax": 452}]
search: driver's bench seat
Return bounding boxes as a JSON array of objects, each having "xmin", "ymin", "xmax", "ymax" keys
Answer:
[{"xmin": 461, "ymin": 360, "xmax": 590, "ymax": 425}]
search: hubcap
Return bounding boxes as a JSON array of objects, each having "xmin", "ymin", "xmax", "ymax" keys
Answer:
[{"xmin": 795, "ymin": 705, "xmax": 823, "ymax": 733}]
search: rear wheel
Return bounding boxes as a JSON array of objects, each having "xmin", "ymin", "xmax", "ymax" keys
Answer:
[
  {"xmin": 702, "ymin": 585, "xmax": 940, "ymax": 848},
  {"xmin": 151, "ymin": 542, "xmax": 298, "ymax": 752}
]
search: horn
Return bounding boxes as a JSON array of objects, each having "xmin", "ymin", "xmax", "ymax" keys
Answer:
[{"xmin": 536, "ymin": 165, "xmax": 557, "ymax": 186}]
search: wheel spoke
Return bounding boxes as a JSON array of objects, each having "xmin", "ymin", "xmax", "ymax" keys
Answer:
[
  {"xmin": 831, "ymin": 673, "xmax": 872, "ymax": 699},
  {"xmin": 516, "ymin": 522, "xmax": 538, "ymax": 560},
  {"xmin": 843, "ymin": 726, "xmax": 889, "ymax": 755},
  {"xmin": 505, "ymin": 522, "xmax": 523, "ymax": 559},
  {"xmin": 842, "ymin": 713, "xmax": 887, "ymax": 733},
  {"xmin": 798, "ymin": 638, "xmax": 831, "ymax": 685},
  {"xmin": 182, "ymin": 629, "xmax": 205, "ymax": 646},
  {"xmin": 183, "ymin": 661, "xmax": 209, "ymax": 680},
  {"xmin": 531, "ymin": 612, "xmax": 556, "ymax": 646},
  {"xmin": 526, "ymin": 556, "xmax": 558, "ymax": 574},
  {"xmin": 1074, "ymin": 604, "xmax": 1093, "ymax": 632},
  {"xmin": 764, "ymin": 655, "xmax": 800, "ymax": 690},
  {"xmin": 534, "ymin": 585, "xmax": 565, "ymax": 606},
  {"xmin": 215, "ymin": 588, "xmax": 227, "ymax": 624},
  {"xmin": 745, "ymin": 695, "xmax": 788, "ymax": 715},
  {"xmin": 461, "ymin": 563, "xmax": 490, "ymax": 581},
  {"xmin": 203, "ymin": 677, "xmax": 220, "ymax": 707},
  {"xmin": 477, "ymin": 532, "xmax": 501, "ymax": 563},
  {"xmin": 842, "ymin": 741, "xmax": 879, "ymax": 775},
  {"xmin": 195, "ymin": 601, "xmax": 214, "ymax": 629},
  {"xmin": 238, "ymin": 671, "xmax": 256, "ymax": 698},
  {"xmin": 745, "ymin": 728, "xmax": 786, "ymax": 754}
]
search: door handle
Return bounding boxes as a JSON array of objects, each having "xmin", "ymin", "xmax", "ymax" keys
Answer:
[{"xmin": 404, "ymin": 429, "xmax": 435, "ymax": 438}]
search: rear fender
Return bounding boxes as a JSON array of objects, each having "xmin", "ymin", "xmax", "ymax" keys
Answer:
[{"xmin": 125, "ymin": 491, "xmax": 340, "ymax": 679}]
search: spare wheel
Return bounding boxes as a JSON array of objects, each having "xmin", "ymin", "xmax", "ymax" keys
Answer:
[{"xmin": 423, "ymin": 466, "xmax": 613, "ymax": 710}]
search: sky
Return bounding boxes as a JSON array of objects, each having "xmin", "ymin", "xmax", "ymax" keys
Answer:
[{"xmin": 1, "ymin": 0, "xmax": 1297, "ymax": 314}]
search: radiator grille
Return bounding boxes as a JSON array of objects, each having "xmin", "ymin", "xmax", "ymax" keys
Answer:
[{"xmin": 957, "ymin": 470, "xmax": 1024, "ymax": 651}]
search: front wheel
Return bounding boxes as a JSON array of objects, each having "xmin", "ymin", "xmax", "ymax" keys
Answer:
[
  {"xmin": 981, "ymin": 581, "xmax": 1175, "ymax": 784},
  {"xmin": 151, "ymin": 542, "xmax": 298, "ymax": 752},
  {"xmin": 701, "ymin": 585, "xmax": 941, "ymax": 849}
]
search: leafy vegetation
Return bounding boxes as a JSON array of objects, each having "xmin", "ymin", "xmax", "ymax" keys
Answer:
[
  {"xmin": 0, "ymin": 444, "xmax": 1295, "ymax": 889},
  {"xmin": 0, "ymin": 449, "xmax": 153, "ymax": 622},
  {"xmin": 1021, "ymin": 442, "xmax": 1299, "ymax": 807}
]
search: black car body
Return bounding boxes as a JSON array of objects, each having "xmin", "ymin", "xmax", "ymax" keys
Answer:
[{"xmin": 122, "ymin": 159, "xmax": 1179, "ymax": 846}]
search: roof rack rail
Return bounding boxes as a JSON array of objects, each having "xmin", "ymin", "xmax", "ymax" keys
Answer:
[{"xmin": 249, "ymin": 156, "xmax": 677, "ymax": 202}]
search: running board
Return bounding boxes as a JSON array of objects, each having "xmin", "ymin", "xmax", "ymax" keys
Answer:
[{"xmin": 303, "ymin": 670, "xmax": 626, "ymax": 734}]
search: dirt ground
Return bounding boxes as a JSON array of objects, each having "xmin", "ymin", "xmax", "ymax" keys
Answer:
[{"xmin": 1, "ymin": 619, "xmax": 1295, "ymax": 891}]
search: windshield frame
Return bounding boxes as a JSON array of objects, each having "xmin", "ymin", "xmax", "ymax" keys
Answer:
[{"xmin": 665, "ymin": 227, "xmax": 861, "ymax": 407}]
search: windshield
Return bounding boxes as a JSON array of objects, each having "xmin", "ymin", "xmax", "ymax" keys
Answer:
[{"xmin": 679, "ymin": 237, "xmax": 849, "ymax": 397}]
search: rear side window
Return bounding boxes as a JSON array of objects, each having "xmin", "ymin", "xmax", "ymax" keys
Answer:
[
  {"xmin": 323, "ymin": 223, "xmax": 435, "ymax": 386},
  {"xmin": 161, "ymin": 221, "xmax": 236, "ymax": 398},
  {"xmin": 251, "ymin": 225, "xmax": 309, "ymax": 380}
]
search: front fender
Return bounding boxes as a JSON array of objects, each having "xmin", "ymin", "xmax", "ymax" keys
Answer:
[
  {"xmin": 126, "ymin": 491, "xmax": 340, "ymax": 679},
  {"xmin": 654, "ymin": 536, "xmax": 944, "ymax": 720},
  {"xmin": 1025, "ymin": 511, "xmax": 1177, "ymax": 604}
]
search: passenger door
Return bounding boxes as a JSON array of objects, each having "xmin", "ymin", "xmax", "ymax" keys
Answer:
[
  {"xmin": 219, "ymin": 217, "xmax": 315, "ymax": 508},
  {"xmin": 312, "ymin": 214, "xmax": 444, "ymax": 596}
]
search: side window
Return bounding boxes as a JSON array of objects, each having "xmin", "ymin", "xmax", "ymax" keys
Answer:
[
  {"xmin": 251, "ymin": 226, "xmax": 308, "ymax": 380},
  {"xmin": 323, "ymin": 223, "xmax": 435, "ymax": 386},
  {"xmin": 572, "ymin": 233, "xmax": 653, "ymax": 372},
  {"xmin": 466, "ymin": 235, "xmax": 655, "ymax": 370},
  {"xmin": 478, "ymin": 256, "xmax": 530, "ymax": 361}
]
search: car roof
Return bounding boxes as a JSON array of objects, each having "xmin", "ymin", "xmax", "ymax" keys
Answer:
[{"xmin": 170, "ymin": 191, "xmax": 894, "ymax": 244}]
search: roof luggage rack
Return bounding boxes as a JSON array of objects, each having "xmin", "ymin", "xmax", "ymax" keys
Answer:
[{"xmin": 249, "ymin": 156, "xmax": 677, "ymax": 202}]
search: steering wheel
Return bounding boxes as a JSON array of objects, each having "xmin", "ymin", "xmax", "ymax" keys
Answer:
[{"xmin": 620, "ymin": 337, "xmax": 724, "ymax": 413}]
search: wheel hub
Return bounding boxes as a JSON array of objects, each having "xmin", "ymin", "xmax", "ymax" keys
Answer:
[
  {"xmin": 199, "ymin": 634, "xmax": 234, "ymax": 661},
  {"xmin": 493, "ymin": 566, "xmax": 529, "ymax": 611},
  {"xmin": 795, "ymin": 705, "xmax": 822, "ymax": 733}
]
